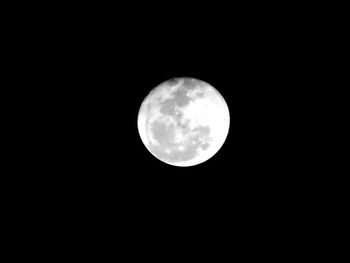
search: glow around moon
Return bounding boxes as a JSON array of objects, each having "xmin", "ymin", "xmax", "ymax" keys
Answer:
[{"xmin": 137, "ymin": 77, "xmax": 230, "ymax": 167}]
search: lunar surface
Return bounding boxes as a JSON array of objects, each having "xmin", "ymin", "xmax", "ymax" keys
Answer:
[{"xmin": 137, "ymin": 77, "xmax": 230, "ymax": 167}]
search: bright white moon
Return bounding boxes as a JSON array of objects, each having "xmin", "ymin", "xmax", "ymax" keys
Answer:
[{"xmin": 137, "ymin": 77, "xmax": 230, "ymax": 167}]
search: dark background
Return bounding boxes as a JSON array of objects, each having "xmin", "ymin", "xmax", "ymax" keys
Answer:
[
  {"xmin": 42, "ymin": 7, "xmax": 313, "ymax": 188},
  {"xmin": 8, "ymin": 3, "xmax": 329, "ymax": 257}
]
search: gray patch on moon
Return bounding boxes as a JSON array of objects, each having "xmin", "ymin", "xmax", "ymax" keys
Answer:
[
  {"xmin": 149, "ymin": 121, "xmax": 175, "ymax": 145},
  {"xmin": 148, "ymin": 140, "xmax": 198, "ymax": 164},
  {"xmin": 200, "ymin": 143, "xmax": 210, "ymax": 151},
  {"xmin": 159, "ymin": 87, "xmax": 191, "ymax": 116},
  {"xmin": 163, "ymin": 78, "xmax": 180, "ymax": 87},
  {"xmin": 148, "ymin": 123, "xmax": 212, "ymax": 164},
  {"xmin": 182, "ymin": 78, "xmax": 199, "ymax": 90}
]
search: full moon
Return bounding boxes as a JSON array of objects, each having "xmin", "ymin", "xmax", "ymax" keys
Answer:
[{"xmin": 137, "ymin": 77, "xmax": 230, "ymax": 167}]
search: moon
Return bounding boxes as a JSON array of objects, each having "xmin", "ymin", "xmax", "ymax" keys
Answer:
[{"xmin": 137, "ymin": 77, "xmax": 230, "ymax": 167}]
